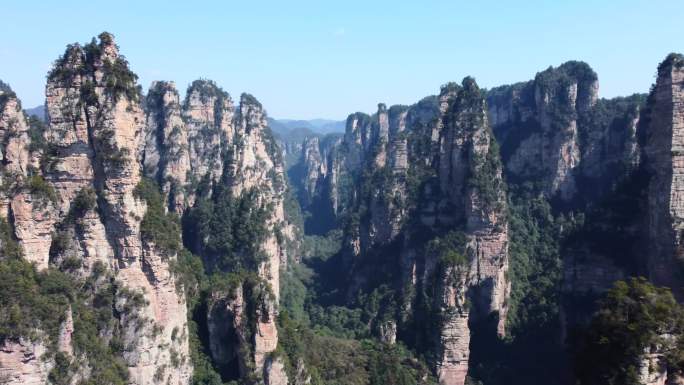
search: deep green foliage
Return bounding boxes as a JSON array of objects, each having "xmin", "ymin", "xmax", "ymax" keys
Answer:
[
  {"xmin": 278, "ymin": 311, "xmax": 437, "ymax": 385},
  {"xmin": 27, "ymin": 174, "xmax": 58, "ymax": 202},
  {"xmin": 426, "ymin": 230, "xmax": 467, "ymax": 267},
  {"xmin": 0, "ymin": 80, "xmax": 12, "ymax": 94},
  {"xmin": 69, "ymin": 187, "xmax": 97, "ymax": 220},
  {"xmin": 95, "ymin": 128, "xmax": 131, "ymax": 169},
  {"xmin": 134, "ymin": 178, "xmax": 182, "ymax": 256},
  {"xmin": 68, "ymin": 276, "xmax": 132, "ymax": 385},
  {"xmin": 468, "ymin": 138, "xmax": 505, "ymax": 210},
  {"xmin": 27, "ymin": 115, "xmax": 47, "ymax": 153},
  {"xmin": 506, "ymin": 196, "xmax": 564, "ymax": 332},
  {"xmin": 183, "ymin": 186, "xmax": 271, "ymax": 273},
  {"xmin": 0, "ymin": 257, "xmax": 134, "ymax": 385},
  {"xmin": 0, "ymin": 258, "xmax": 72, "ymax": 344},
  {"xmin": 467, "ymin": 193, "xmax": 572, "ymax": 385},
  {"xmin": 48, "ymin": 32, "xmax": 141, "ymax": 103},
  {"xmin": 658, "ymin": 53, "xmax": 684, "ymax": 76},
  {"xmin": 0, "ymin": 80, "xmax": 17, "ymax": 109},
  {"xmin": 0, "ymin": 217, "xmax": 22, "ymax": 260},
  {"xmin": 575, "ymin": 278, "xmax": 684, "ymax": 385}
]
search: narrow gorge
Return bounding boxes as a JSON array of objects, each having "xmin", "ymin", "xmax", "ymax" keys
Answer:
[{"xmin": 1, "ymin": 32, "xmax": 684, "ymax": 385}]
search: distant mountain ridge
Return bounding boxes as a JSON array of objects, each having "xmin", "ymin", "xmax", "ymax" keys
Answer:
[
  {"xmin": 24, "ymin": 104, "xmax": 45, "ymax": 121},
  {"xmin": 268, "ymin": 117, "xmax": 345, "ymax": 135}
]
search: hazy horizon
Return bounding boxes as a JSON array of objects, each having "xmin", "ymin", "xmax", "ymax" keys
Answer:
[{"xmin": 1, "ymin": 0, "xmax": 682, "ymax": 120}]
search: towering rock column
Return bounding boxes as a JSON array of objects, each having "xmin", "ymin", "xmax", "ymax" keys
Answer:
[
  {"xmin": 184, "ymin": 80, "xmax": 235, "ymax": 187},
  {"xmin": 45, "ymin": 33, "xmax": 192, "ymax": 385},
  {"xmin": 230, "ymin": 94, "xmax": 290, "ymax": 379},
  {"xmin": 486, "ymin": 62, "xmax": 599, "ymax": 201},
  {"xmin": 142, "ymin": 81, "xmax": 191, "ymax": 212},
  {"xmin": 0, "ymin": 84, "xmax": 54, "ymax": 269},
  {"xmin": 300, "ymin": 136, "xmax": 326, "ymax": 206},
  {"xmin": 435, "ymin": 78, "xmax": 510, "ymax": 385},
  {"xmin": 645, "ymin": 53, "xmax": 684, "ymax": 297}
]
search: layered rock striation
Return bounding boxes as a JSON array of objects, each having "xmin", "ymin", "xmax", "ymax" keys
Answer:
[
  {"xmin": 644, "ymin": 53, "xmax": 684, "ymax": 298},
  {"xmin": 0, "ymin": 32, "xmax": 293, "ymax": 385}
]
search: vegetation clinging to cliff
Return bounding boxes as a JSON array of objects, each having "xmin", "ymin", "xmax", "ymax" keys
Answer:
[
  {"xmin": 575, "ymin": 278, "xmax": 684, "ymax": 385},
  {"xmin": 134, "ymin": 178, "xmax": 182, "ymax": 256},
  {"xmin": 47, "ymin": 32, "xmax": 142, "ymax": 103},
  {"xmin": 0, "ymin": 255, "xmax": 144, "ymax": 385}
]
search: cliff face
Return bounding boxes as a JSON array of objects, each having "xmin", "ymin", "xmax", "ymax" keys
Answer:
[
  {"xmin": 0, "ymin": 32, "xmax": 292, "ymax": 385},
  {"xmin": 142, "ymin": 82, "xmax": 292, "ymax": 383},
  {"xmin": 282, "ymin": 60, "xmax": 672, "ymax": 385},
  {"xmin": 645, "ymin": 54, "xmax": 684, "ymax": 298},
  {"xmin": 286, "ymin": 131, "xmax": 341, "ymax": 234},
  {"xmin": 428, "ymin": 80, "xmax": 509, "ymax": 385},
  {"xmin": 487, "ymin": 62, "xmax": 642, "ymax": 204},
  {"xmin": 291, "ymin": 78, "xmax": 508, "ymax": 385},
  {"xmin": 0, "ymin": 34, "xmax": 192, "ymax": 385},
  {"xmin": 142, "ymin": 81, "xmax": 191, "ymax": 213},
  {"xmin": 141, "ymin": 80, "xmax": 292, "ymax": 385},
  {"xmin": 4, "ymin": 31, "xmax": 684, "ymax": 385},
  {"xmin": 300, "ymin": 136, "xmax": 326, "ymax": 208}
]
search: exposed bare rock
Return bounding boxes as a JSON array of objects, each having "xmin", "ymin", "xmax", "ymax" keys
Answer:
[
  {"xmin": 0, "ymin": 90, "xmax": 31, "ymax": 180},
  {"xmin": 432, "ymin": 257, "xmax": 471, "ymax": 385},
  {"xmin": 430, "ymin": 79, "xmax": 510, "ymax": 383},
  {"xmin": 184, "ymin": 80, "xmax": 234, "ymax": 187},
  {"xmin": 143, "ymin": 81, "xmax": 191, "ymax": 212},
  {"xmin": 487, "ymin": 62, "xmax": 600, "ymax": 201},
  {"xmin": 645, "ymin": 53, "xmax": 684, "ymax": 298},
  {"xmin": 207, "ymin": 285, "xmax": 250, "ymax": 378},
  {"xmin": 639, "ymin": 344, "xmax": 669, "ymax": 385},
  {"xmin": 378, "ymin": 320, "xmax": 397, "ymax": 344},
  {"xmin": 40, "ymin": 32, "xmax": 192, "ymax": 385},
  {"xmin": 9, "ymin": 192, "xmax": 56, "ymax": 269},
  {"xmin": 0, "ymin": 339, "xmax": 52, "ymax": 385},
  {"xmin": 311, "ymin": 78, "xmax": 509, "ymax": 385},
  {"xmin": 300, "ymin": 136, "xmax": 326, "ymax": 206},
  {"xmin": 57, "ymin": 306, "xmax": 74, "ymax": 356},
  {"xmin": 264, "ymin": 355, "xmax": 288, "ymax": 385},
  {"xmin": 207, "ymin": 281, "xmax": 286, "ymax": 384}
]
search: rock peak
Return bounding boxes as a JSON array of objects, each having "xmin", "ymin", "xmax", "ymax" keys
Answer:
[
  {"xmin": 186, "ymin": 79, "xmax": 229, "ymax": 101},
  {"xmin": 441, "ymin": 81, "xmax": 462, "ymax": 96},
  {"xmin": 240, "ymin": 92, "xmax": 262, "ymax": 108},
  {"xmin": 658, "ymin": 52, "xmax": 684, "ymax": 76},
  {"xmin": 149, "ymin": 80, "xmax": 177, "ymax": 91},
  {"xmin": 96, "ymin": 31, "xmax": 118, "ymax": 57},
  {"xmin": 0, "ymin": 79, "xmax": 13, "ymax": 94}
]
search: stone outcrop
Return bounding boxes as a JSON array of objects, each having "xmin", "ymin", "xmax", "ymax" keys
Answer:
[
  {"xmin": 5, "ymin": 29, "xmax": 684, "ymax": 385},
  {"xmin": 1, "ymin": 32, "xmax": 292, "ymax": 385},
  {"xmin": 0, "ymin": 33, "xmax": 192, "ymax": 385},
  {"xmin": 298, "ymin": 78, "xmax": 509, "ymax": 385},
  {"xmin": 431, "ymin": 79, "xmax": 509, "ymax": 384},
  {"xmin": 141, "ymin": 81, "xmax": 292, "ymax": 384},
  {"xmin": 142, "ymin": 81, "xmax": 191, "ymax": 212},
  {"xmin": 644, "ymin": 53, "xmax": 684, "ymax": 298},
  {"xmin": 184, "ymin": 80, "xmax": 234, "ymax": 187},
  {"xmin": 488, "ymin": 62, "xmax": 646, "ymax": 206},
  {"xmin": 300, "ymin": 136, "xmax": 326, "ymax": 207},
  {"xmin": 206, "ymin": 280, "xmax": 284, "ymax": 384},
  {"xmin": 435, "ymin": 265, "xmax": 470, "ymax": 385},
  {"xmin": 0, "ymin": 339, "xmax": 51, "ymax": 385},
  {"xmin": 0, "ymin": 84, "xmax": 53, "ymax": 269},
  {"xmin": 487, "ymin": 62, "xmax": 599, "ymax": 201}
]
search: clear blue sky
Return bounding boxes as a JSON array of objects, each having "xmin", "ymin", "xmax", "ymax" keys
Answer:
[{"xmin": 1, "ymin": 0, "xmax": 682, "ymax": 119}]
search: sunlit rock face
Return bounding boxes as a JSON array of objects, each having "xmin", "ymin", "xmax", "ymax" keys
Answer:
[{"xmin": 645, "ymin": 54, "xmax": 684, "ymax": 299}]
